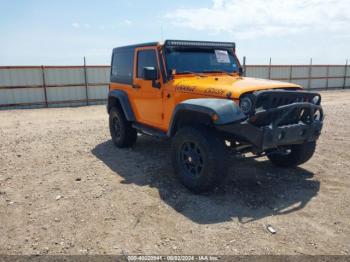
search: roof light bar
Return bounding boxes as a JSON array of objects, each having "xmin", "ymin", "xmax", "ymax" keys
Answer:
[{"xmin": 165, "ymin": 40, "xmax": 235, "ymax": 48}]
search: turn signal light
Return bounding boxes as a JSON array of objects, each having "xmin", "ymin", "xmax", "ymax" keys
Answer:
[{"xmin": 212, "ymin": 114, "xmax": 219, "ymax": 122}]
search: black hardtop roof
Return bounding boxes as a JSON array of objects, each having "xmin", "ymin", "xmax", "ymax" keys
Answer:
[
  {"xmin": 113, "ymin": 40, "xmax": 236, "ymax": 52},
  {"xmin": 113, "ymin": 42, "xmax": 159, "ymax": 52}
]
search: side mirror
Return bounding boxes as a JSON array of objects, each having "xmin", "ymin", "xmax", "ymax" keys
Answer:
[
  {"xmin": 239, "ymin": 67, "xmax": 245, "ymax": 76},
  {"xmin": 143, "ymin": 67, "xmax": 158, "ymax": 81}
]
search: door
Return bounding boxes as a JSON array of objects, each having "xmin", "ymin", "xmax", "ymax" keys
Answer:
[{"xmin": 131, "ymin": 47, "xmax": 163, "ymax": 127}]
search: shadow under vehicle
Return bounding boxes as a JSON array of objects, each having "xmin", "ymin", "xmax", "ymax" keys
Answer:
[{"xmin": 92, "ymin": 137, "xmax": 319, "ymax": 224}]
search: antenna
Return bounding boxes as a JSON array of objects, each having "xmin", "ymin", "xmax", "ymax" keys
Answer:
[{"xmin": 161, "ymin": 24, "xmax": 164, "ymax": 42}]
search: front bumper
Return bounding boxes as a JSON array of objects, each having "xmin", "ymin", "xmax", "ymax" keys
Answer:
[{"xmin": 216, "ymin": 102, "xmax": 324, "ymax": 151}]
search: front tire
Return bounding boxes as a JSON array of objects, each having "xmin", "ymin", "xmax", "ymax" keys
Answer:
[
  {"xmin": 109, "ymin": 107, "xmax": 137, "ymax": 148},
  {"xmin": 267, "ymin": 141, "xmax": 316, "ymax": 168},
  {"xmin": 171, "ymin": 126, "xmax": 227, "ymax": 193}
]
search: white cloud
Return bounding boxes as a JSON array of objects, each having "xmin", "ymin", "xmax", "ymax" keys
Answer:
[
  {"xmin": 166, "ymin": 0, "xmax": 350, "ymax": 39},
  {"xmin": 72, "ymin": 22, "xmax": 80, "ymax": 29},
  {"xmin": 71, "ymin": 22, "xmax": 92, "ymax": 30},
  {"xmin": 123, "ymin": 19, "xmax": 132, "ymax": 26}
]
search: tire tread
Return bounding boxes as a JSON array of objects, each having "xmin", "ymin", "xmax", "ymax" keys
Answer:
[
  {"xmin": 109, "ymin": 107, "xmax": 137, "ymax": 148},
  {"xmin": 171, "ymin": 126, "xmax": 227, "ymax": 193},
  {"xmin": 268, "ymin": 141, "xmax": 316, "ymax": 167}
]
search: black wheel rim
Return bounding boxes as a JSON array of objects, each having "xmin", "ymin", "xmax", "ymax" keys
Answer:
[
  {"xmin": 179, "ymin": 142, "xmax": 204, "ymax": 177},
  {"xmin": 113, "ymin": 116, "xmax": 121, "ymax": 139}
]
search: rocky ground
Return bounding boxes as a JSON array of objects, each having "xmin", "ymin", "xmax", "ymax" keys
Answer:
[{"xmin": 0, "ymin": 90, "xmax": 349, "ymax": 255}]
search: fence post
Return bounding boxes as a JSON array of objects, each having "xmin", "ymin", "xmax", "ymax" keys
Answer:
[
  {"xmin": 344, "ymin": 59, "xmax": 348, "ymax": 89},
  {"xmin": 325, "ymin": 65, "xmax": 329, "ymax": 90},
  {"xmin": 289, "ymin": 65, "xmax": 293, "ymax": 83},
  {"xmin": 41, "ymin": 65, "xmax": 48, "ymax": 108},
  {"xmin": 307, "ymin": 58, "xmax": 312, "ymax": 90},
  {"xmin": 242, "ymin": 56, "xmax": 246, "ymax": 76},
  {"xmin": 268, "ymin": 57, "xmax": 272, "ymax": 79},
  {"xmin": 83, "ymin": 57, "xmax": 89, "ymax": 105}
]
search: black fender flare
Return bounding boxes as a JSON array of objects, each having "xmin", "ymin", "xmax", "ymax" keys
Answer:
[
  {"xmin": 167, "ymin": 98, "xmax": 247, "ymax": 136},
  {"xmin": 107, "ymin": 90, "xmax": 135, "ymax": 121}
]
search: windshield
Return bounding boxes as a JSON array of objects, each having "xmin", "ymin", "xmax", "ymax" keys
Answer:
[{"xmin": 165, "ymin": 47, "xmax": 239, "ymax": 75}]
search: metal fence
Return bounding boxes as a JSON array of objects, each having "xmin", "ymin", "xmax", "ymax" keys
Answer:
[
  {"xmin": 0, "ymin": 64, "xmax": 349, "ymax": 110},
  {"xmin": 0, "ymin": 65, "xmax": 110, "ymax": 109},
  {"xmin": 246, "ymin": 64, "xmax": 349, "ymax": 90}
]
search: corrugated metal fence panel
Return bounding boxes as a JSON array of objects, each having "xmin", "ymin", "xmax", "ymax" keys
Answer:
[
  {"xmin": 291, "ymin": 66, "xmax": 309, "ymax": 78},
  {"xmin": 0, "ymin": 88, "xmax": 45, "ymax": 105},
  {"xmin": 86, "ymin": 67, "xmax": 110, "ymax": 84},
  {"xmin": 88, "ymin": 85, "xmax": 109, "ymax": 100},
  {"xmin": 47, "ymin": 86, "xmax": 86, "ymax": 103},
  {"xmin": 246, "ymin": 66, "xmax": 269, "ymax": 79},
  {"xmin": 310, "ymin": 79, "xmax": 327, "ymax": 89},
  {"xmin": 346, "ymin": 66, "xmax": 350, "ymax": 87},
  {"xmin": 0, "ymin": 67, "xmax": 44, "ymax": 105},
  {"xmin": 328, "ymin": 78, "xmax": 344, "ymax": 88},
  {"xmin": 271, "ymin": 66, "xmax": 291, "ymax": 80},
  {"xmin": 44, "ymin": 67, "xmax": 85, "ymax": 86},
  {"xmin": 14, "ymin": 88, "xmax": 45, "ymax": 104},
  {"xmin": 85, "ymin": 67, "xmax": 110, "ymax": 102},
  {"xmin": 41, "ymin": 67, "xmax": 87, "ymax": 107},
  {"xmin": 311, "ymin": 66, "xmax": 327, "ymax": 77},
  {"xmin": 309, "ymin": 66, "xmax": 326, "ymax": 89},
  {"xmin": 327, "ymin": 66, "xmax": 346, "ymax": 88},
  {"xmin": 0, "ymin": 68, "xmax": 42, "ymax": 87},
  {"xmin": 329, "ymin": 66, "xmax": 346, "ymax": 77}
]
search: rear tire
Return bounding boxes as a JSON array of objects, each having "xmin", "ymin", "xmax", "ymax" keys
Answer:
[
  {"xmin": 109, "ymin": 107, "xmax": 137, "ymax": 148},
  {"xmin": 267, "ymin": 141, "xmax": 316, "ymax": 168},
  {"xmin": 171, "ymin": 126, "xmax": 227, "ymax": 193}
]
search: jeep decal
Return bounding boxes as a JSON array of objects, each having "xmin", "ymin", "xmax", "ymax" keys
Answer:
[
  {"xmin": 204, "ymin": 88, "xmax": 225, "ymax": 96},
  {"xmin": 175, "ymin": 85, "xmax": 197, "ymax": 93}
]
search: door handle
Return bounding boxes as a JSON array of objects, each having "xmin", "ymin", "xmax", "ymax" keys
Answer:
[{"xmin": 132, "ymin": 84, "xmax": 141, "ymax": 89}]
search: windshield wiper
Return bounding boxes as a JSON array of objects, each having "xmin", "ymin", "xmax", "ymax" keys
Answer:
[
  {"xmin": 202, "ymin": 70, "xmax": 236, "ymax": 77},
  {"xmin": 177, "ymin": 71, "xmax": 207, "ymax": 77}
]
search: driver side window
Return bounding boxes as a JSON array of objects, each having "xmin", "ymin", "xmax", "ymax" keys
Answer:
[{"xmin": 137, "ymin": 50, "xmax": 158, "ymax": 78}]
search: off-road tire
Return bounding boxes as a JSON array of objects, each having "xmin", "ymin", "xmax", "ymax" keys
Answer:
[
  {"xmin": 171, "ymin": 126, "xmax": 227, "ymax": 193},
  {"xmin": 267, "ymin": 141, "xmax": 316, "ymax": 168},
  {"xmin": 109, "ymin": 107, "xmax": 137, "ymax": 148}
]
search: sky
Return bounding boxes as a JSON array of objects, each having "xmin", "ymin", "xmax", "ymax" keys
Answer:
[{"xmin": 0, "ymin": 0, "xmax": 349, "ymax": 66}]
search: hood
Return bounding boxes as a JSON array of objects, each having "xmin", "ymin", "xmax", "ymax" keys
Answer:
[{"xmin": 173, "ymin": 75, "xmax": 302, "ymax": 99}]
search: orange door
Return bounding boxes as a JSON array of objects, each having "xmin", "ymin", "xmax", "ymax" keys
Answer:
[{"xmin": 130, "ymin": 47, "xmax": 163, "ymax": 127}]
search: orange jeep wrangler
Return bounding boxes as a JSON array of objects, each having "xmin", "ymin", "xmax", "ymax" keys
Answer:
[{"xmin": 108, "ymin": 40, "xmax": 323, "ymax": 193}]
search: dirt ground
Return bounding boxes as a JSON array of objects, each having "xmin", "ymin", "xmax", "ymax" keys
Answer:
[{"xmin": 0, "ymin": 90, "xmax": 350, "ymax": 255}]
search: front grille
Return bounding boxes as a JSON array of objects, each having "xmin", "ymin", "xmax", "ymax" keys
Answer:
[
  {"xmin": 254, "ymin": 90, "xmax": 319, "ymax": 111},
  {"xmin": 270, "ymin": 96, "xmax": 305, "ymax": 108},
  {"xmin": 250, "ymin": 90, "xmax": 322, "ymax": 127}
]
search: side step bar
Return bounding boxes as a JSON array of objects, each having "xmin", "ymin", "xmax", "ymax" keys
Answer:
[{"xmin": 132, "ymin": 122, "xmax": 168, "ymax": 138}]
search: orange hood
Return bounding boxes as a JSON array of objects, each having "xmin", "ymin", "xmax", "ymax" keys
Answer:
[{"xmin": 173, "ymin": 74, "xmax": 302, "ymax": 99}]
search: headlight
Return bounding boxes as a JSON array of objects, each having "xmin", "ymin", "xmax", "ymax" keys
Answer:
[
  {"xmin": 313, "ymin": 109, "xmax": 323, "ymax": 121},
  {"xmin": 240, "ymin": 96, "xmax": 254, "ymax": 114},
  {"xmin": 312, "ymin": 95, "xmax": 320, "ymax": 105}
]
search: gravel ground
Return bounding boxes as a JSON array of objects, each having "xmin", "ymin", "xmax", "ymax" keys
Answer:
[{"xmin": 0, "ymin": 90, "xmax": 349, "ymax": 255}]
